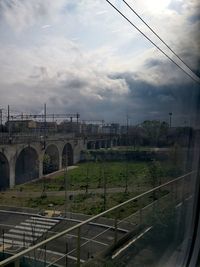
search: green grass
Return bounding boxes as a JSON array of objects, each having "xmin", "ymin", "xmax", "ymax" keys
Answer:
[
  {"xmin": 69, "ymin": 161, "xmax": 148, "ymax": 189},
  {"xmin": 2, "ymin": 159, "xmax": 181, "ymax": 216},
  {"xmin": 14, "ymin": 190, "xmax": 168, "ymax": 218},
  {"xmin": 15, "ymin": 160, "xmax": 179, "ymax": 193},
  {"xmin": 14, "ymin": 161, "xmax": 149, "ymax": 192},
  {"xmin": 87, "ymin": 146, "xmax": 160, "ymax": 152}
]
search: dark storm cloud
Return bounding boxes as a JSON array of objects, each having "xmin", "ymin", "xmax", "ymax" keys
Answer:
[
  {"xmin": 63, "ymin": 78, "xmax": 89, "ymax": 89},
  {"xmin": 110, "ymin": 71, "xmax": 199, "ymax": 124},
  {"xmin": 144, "ymin": 59, "xmax": 164, "ymax": 69},
  {"xmin": 189, "ymin": 14, "xmax": 200, "ymax": 23},
  {"xmin": 1, "ymin": 65, "xmax": 199, "ymax": 125}
]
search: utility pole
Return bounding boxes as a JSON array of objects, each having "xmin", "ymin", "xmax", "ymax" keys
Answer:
[
  {"xmin": 126, "ymin": 114, "xmax": 129, "ymax": 146},
  {"xmin": 0, "ymin": 109, "xmax": 3, "ymax": 131},
  {"xmin": 44, "ymin": 103, "xmax": 47, "ymax": 135},
  {"xmin": 64, "ymin": 152, "xmax": 68, "ymax": 218},
  {"xmin": 169, "ymin": 112, "xmax": 172, "ymax": 128},
  {"xmin": 41, "ymin": 174, "xmax": 47, "ymax": 198},
  {"xmin": 43, "ymin": 103, "xmax": 47, "ymax": 149},
  {"xmin": 124, "ymin": 161, "xmax": 128, "ymax": 193},
  {"xmin": 7, "ymin": 105, "xmax": 11, "ymax": 137},
  {"xmin": 103, "ymin": 163, "xmax": 107, "ymax": 211},
  {"xmin": 76, "ymin": 113, "xmax": 79, "ymax": 124}
]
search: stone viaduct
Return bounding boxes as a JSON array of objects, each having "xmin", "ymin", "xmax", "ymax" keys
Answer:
[{"xmin": 0, "ymin": 133, "xmax": 119, "ymax": 189}]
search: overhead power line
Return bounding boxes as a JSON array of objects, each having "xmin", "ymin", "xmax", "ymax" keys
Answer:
[
  {"xmin": 122, "ymin": 0, "xmax": 198, "ymax": 78},
  {"xmin": 105, "ymin": 0, "xmax": 200, "ymax": 84}
]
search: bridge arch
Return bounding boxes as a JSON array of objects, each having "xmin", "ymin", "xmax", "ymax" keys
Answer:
[
  {"xmin": 0, "ymin": 153, "xmax": 9, "ymax": 190},
  {"xmin": 15, "ymin": 146, "xmax": 39, "ymax": 185},
  {"xmin": 62, "ymin": 143, "xmax": 73, "ymax": 167},
  {"xmin": 43, "ymin": 144, "xmax": 59, "ymax": 175}
]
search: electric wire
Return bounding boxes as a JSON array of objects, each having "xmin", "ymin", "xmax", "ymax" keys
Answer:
[
  {"xmin": 105, "ymin": 0, "xmax": 200, "ymax": 84},
  {"xmin": 122, "ymin": 0, "xmax": 198, "ymax": 78}
]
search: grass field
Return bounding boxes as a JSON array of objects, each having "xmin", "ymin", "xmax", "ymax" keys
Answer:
[
  {"xmin": 15, "ymin": 160, "xmax": 177, "ymax": 192},
  {"xmin": 0, "ymin": 159, "xmax": 179, "ymax": 216}
]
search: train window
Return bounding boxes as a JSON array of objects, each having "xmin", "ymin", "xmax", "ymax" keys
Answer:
[{"xmin": 0, "ymin": 0, "xmax": 199, "ymax": 266}]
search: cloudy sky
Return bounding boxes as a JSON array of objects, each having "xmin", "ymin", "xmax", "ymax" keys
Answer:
[{"xmin": 0, "ymin": 0, "xmax": 199, "ymax": 125}]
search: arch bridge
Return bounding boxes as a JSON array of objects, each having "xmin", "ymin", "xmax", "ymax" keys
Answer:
[
  {"xmin": 0, "ymin": 134, "xmax": 85, "ymax": 189},
  {"xmin": 0, "ymin": 133, "xmax": 119, "ymax": 189}
]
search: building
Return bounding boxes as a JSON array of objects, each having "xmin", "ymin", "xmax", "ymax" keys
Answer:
[{"xmin": 5, "ymin": 120, "xmax": 37, "ymax": 132}]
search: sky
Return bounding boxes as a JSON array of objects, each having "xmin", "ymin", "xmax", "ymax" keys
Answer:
[{"xmin": 0, "ymin": 0, "xmax": 199, "ymax": 126}]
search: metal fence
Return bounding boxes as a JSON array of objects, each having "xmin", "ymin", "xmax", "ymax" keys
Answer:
[{"xmin": 0, "ymin": 171, "xmax": 195, "ymax": 267}]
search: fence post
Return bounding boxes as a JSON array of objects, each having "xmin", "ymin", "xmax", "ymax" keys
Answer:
[
  {"xmin": 44, "ymin": 245, "xmax": 46, "ymax": 267},
  {"xmin": 170, "ymin": 183, "xmax": 174, "ymax": 203},
  {"xmin": 139, "ymin": 201, "xmax": 143, "ymax": 225},
  {"xmin": 181, "ymin": 177, "xmax": 185, "ymax": 202},
  {"xmin": 114, "ymin": 216, "xmax": 118, "ymax": 246},
  {"xmin": 2, "ymin": 229, "xmax": 5, "ymax": 259},
  {"xmin": 14, "ymin": 259, "xmax": 20, "ymax": 267},
  {"xmin": 77, "ymin": 227, "xmax": 81, "ymax": 267},
  {"xmin": 23, "ymin": 232, "xmax": 25, "ymax": 248},
  {"xmin": 175, "ymin": 180, "xmax": 178, "ymax": 202},
  {"xmin": 65, "ymin": 241, "xmax": 68, "ymax": 267},
  {"xmin": 34, "ymin": 248, "xmax": 37, "ymax": 267}
]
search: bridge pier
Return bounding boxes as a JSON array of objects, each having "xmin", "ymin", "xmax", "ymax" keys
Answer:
[
  {"xmin": 59, "ymin": 155, "xmax": 62, "ymax": 170},
  {"xmin": 9, "ymin": 161, "xmax": 15, "ymax": 188},
  {"xmin": 38, "ymin": 155, "xmax": 43, "ymax": 178}
]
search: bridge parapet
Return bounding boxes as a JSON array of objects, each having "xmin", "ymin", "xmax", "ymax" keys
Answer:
[{"xmin": 0, "ymin": 133, "xmax": 75, "ymax": 145}]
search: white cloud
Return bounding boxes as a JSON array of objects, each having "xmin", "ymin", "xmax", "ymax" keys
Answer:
[
  {"xmin": 0, "ymin": 0, "xmax": 199, "ymax": 123},
  {"xmin": 0, "ymin": 0, "xmax": 66, "ymax": 32},
  {"xmin": 41, "ymin": 24, "xmax": 52, "ymax": 29}
]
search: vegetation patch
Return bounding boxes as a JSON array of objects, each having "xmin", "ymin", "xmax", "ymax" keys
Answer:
[{"xmin": 1, "ymin": 157, "xmax": 182, "ymax": 216}]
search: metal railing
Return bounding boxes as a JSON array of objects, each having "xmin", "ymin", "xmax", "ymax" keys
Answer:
[{"xmin": 0, "ymin": 171, "xmax": 195, "ymax": 267}]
